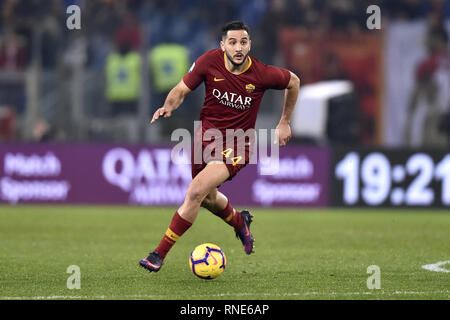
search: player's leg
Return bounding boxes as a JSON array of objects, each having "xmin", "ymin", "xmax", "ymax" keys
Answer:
[
  {"xmin": 201, "ymin": 188, "xmax": 242, "ymax": 231},
  {"xmin": 201, "ymin": 188, "xmax": 254, "ymax": 255},
  {"xmin": 200, "ymin": 188, "xmax": 226, "ymax": 213},
  {"xmin": 176, "ymin": 161, "xmax": 230, "ymax": 223},
  {"xmin": 139, "ymin": 161, "xmax": 230, "ymax": 273}
]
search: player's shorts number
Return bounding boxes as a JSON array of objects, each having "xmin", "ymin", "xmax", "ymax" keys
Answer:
[{"xmin": 221, "ymin": 148, "xmax": 242, "ymax": 166}]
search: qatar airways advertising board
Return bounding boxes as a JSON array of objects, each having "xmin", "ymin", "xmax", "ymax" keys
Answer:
[{"xmin": 0, "ymin": 144, "xmax": 329, "ymax": 207}]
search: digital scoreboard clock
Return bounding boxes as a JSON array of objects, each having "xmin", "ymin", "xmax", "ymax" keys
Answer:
[{"xmin": 331, "ymin": 148, "xmax": 450, "ymax": 207}]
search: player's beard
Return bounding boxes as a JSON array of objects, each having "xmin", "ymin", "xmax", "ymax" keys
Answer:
[{"xmin": 226, "ymin": 51, "xmax": 249, "ymax": 67}]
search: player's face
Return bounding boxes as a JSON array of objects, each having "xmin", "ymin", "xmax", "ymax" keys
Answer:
[{"xmin": 221, "ymin": 30, "xmax": 251, "ymax": 67}]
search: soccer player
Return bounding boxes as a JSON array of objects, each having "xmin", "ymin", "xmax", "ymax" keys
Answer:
[{"xmin": 139, "ymin": 21, "xmax": 300, "ymax": 272}]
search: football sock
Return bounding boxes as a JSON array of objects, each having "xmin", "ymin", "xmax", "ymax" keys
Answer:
[
  {"xmin": 215, "ymin": 200, "xmax": 244, "ymax": 233},
  {"xmin": 155, "ymin": 211, "xmax": 192, "ymax": 260}
]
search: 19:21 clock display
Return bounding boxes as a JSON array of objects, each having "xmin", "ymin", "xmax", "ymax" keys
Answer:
[{"xmin": 331, "ymin": 149, "xmax": 450, "ymax": 207}]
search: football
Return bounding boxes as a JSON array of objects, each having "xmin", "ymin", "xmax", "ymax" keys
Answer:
[{"xmin": 189, "ymin": 243, "xmax": 226, "ymax": 279}]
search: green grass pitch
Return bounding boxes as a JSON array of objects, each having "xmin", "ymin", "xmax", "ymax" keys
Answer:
[{"xmin": 0, "ymin": 205, "xmax": 449, "ymax": 300}]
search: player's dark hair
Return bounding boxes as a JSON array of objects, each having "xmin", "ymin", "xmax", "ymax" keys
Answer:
[{"xmin": 221, "ymin": 21, "xmax": 250, "ymax": 39}]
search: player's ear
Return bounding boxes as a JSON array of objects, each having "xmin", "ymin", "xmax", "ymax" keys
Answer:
[{"xmin": 220, "ymin": 40, "xmax": 225, "ymax": 51}]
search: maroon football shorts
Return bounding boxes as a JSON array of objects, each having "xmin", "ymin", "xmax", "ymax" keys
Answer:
[{"xmin": 191, "ymin": 137, "xmax": 253, "ymax": 182}]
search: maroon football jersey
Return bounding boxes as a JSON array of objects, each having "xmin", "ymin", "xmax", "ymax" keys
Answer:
[{"xmin": 183, "ymin": 49, "xmax": 291, "ymax": 134}]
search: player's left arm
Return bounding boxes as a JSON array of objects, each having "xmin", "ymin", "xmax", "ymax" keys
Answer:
[{"xmin": 276, "ymin": 71, "xmax": 300, "ymax": 147}]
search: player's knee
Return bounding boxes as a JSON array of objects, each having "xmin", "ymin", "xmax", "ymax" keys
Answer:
[
  {"xmin": 185, "ymin": 186, "xmax": 206, "ymax": 205},
  {"xmin": 200, "ymin": 196, "xmax": 213, "ymax": 209},
  {"xmin": 201, "ymin": 189, "xmax": 219, "ymax": 209}
]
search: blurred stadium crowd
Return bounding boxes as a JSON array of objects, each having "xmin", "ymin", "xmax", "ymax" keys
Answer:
[{"xmin": 0, "ymin": 0, "xmax": 449, "ymax": 144}]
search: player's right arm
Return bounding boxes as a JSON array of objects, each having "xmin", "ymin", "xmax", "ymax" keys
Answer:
[{"xmin": 150, "ymin": 80, "xmax": 192, "ymax": 124}]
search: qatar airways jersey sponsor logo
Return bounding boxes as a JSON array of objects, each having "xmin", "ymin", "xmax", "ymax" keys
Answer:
[{"xmin": 212, "ymin": 88, "xmax": 252, "ymax": 110}]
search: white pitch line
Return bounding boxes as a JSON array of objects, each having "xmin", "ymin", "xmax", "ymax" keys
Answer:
[
  {"xmin": 2, "ymin": 290, "xmax": 449, "ymax": 300},
  {"xmin": 421, "ymin": 261, "xmax": 450, "ymax": 273}
]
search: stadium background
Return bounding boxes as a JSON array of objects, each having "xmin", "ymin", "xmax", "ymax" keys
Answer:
[
  {"xmin": 1, "ymin": 0, "xmax": 450, "ymax": 302},
  {"xmin": 1, "ymin": 0, "xmax": 449, "ymax": 209}
]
